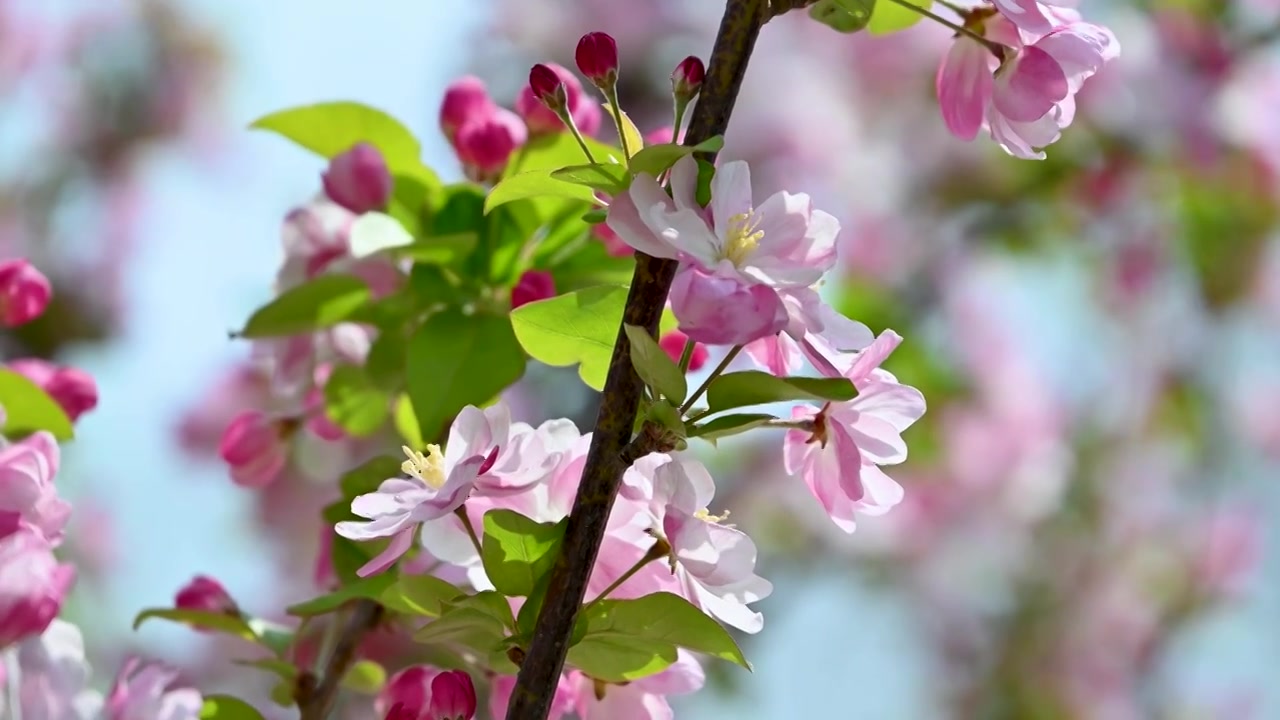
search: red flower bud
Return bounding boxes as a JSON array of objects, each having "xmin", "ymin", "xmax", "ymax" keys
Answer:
[
  {"xmin": 439, "ymin": 76, "xmax": 495, "ymax": 144},
  {"xmin": 511, "ymin": 270, "xmax": 556, "ymax": 310},
  {"xmin": 175, "ymin": 575, "xmax": 239, "ymax": 620},
  {"xmin": 672, "ymin": 55, "xmax": 706, "ymax": 102},
  {"xmin": 659, "ymin": 330, "xmax": 708, "ymax": 372},
  {"xmin": 428, "ymin": 670, "xmax": 477, "ymax": 720},
  {"xmin": 528, "ymin": 63, "xmax": 568, "ymax": 112},
  {"xmin": 0, "ymin": 259, "xmax": 51, "ymax": 327},
  {"xmin": 322, "ymin": 143, "xmax": 393, "ymax": 214},
  {"xmin": 575, "ymin": 32, "xmax": 618, "ymax": 89},
  {"xmin": 455, "ymin": 108, "xmax": 528, "ymax": 184}
]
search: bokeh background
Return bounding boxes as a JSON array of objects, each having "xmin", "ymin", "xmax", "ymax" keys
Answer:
[{"xmin": 7, "ymin": 0, "xmax": 1280, "ymax": 717}]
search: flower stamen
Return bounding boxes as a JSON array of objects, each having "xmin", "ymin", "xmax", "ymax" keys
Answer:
[
  {"xmin": 723, "ymin": 211, "xmax": 764, "ymax": 267},
  {"xmin": 401, "ymin": 444, "xmax": 448, "ymax": 489}
]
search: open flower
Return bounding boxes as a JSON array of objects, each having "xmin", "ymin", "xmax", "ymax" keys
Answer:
[{"xmin": 104, "ymin": 658, "xmax": 203, "ymax": 720}]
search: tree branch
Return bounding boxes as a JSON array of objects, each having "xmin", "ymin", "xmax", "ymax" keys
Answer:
[
  {"xmin": 295, "ymin": 600, "xmax": 385, "ymax": 719},
  {"xmin": 503, "ymin": 1, "xmax": 769, "ymax": 718}
]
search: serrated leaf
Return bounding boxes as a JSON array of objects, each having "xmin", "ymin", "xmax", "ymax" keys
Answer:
[
  {"xmin": 627, "ymin": 136, "xmax": 725, "ymax": 177},
  {"xmin": 0, "ymin": 369, "xmax": 74, "ymax": 440},
  {"xmin": 405, "ymin": 310, "xmax": 526, "ymax": 442},
  {"xmin": 706, "ymin": 371, "xmax": 856, "ymax": 413},
  {"xmin": 623, "ymin": 324, "xmax": 687, "ymax": 403},
  {"xmin": 550, "ymin": 163, "xmax": 630, "ymax": 194},
  {"xmin": 132, "ymin": 608, "xmax": 258, "ymax": 642},
  {"xmin": 480, "ymin": 510, "xmax": 566, "ymax": 598},
  {"xmin": 509, "ymin": 285, "xmax": 626, "ymax": 391},
  {"xmin": 240, "ymin": 275, "xmax": 371, "ymax": 338},
  {"xmin": 199, "ymin": 695, "xmax": 267, "ymax": 720}
]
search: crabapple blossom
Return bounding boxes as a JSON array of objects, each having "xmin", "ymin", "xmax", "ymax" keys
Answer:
[
  {"xmin": 8, "ymin": 620, "xmax": 103, "ymax": 719},
  {"xmin": 429, "ymin": 670, "xmax": 478, "ymax": 720},
  {"xmin": 659, "ymin": 330, "xmax": 708, "ymax": 371},
  {"xmin": 104, "ymin": 658, "xmax": 203, "ymax": 720},
  {"xmin": 570, "ymin": 650, "xmax": 705, "ymax": 720},
  {"xmin": 0, "ymin": 430, "xmax": 69, "ymax": 544},
  {"xmin": 518, "ymin": 62, "xmax": 602, "ymax": 136},
  {"xmin": 439, "ymin": 76, "xmax": 497, "ymax": 143},
  {"xmin": 992, "ymin": 0, "xmax": 1077, "ymax": 34},
  {"xmin": 378, "ymin": 665, "xmax": 438, "ymax": 716},
  {"xmin": 218, "ymin": 410, "xmax": 291, "ymax": 488},
  {"xmin": 0, "ymin": 524, "xmax": 75, "ymax": 649},
  {"xmin": 454, "ymin": 107, "xmax": 527, "ymax": 183},
  {"xmin": 174, "ymin": 575, "xmax": 238, "ymax": 617}
]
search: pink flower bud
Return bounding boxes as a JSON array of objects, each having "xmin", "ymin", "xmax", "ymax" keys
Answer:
[
  {"xmin": 0, "ymin": 526, "xmax": 76, "ymax": 648},
  {"xmin": 455, "ymin": 108, "xmax": 528, "ymax": 184},
  {"xmin": 669, "ymin": 266, "xmax": 788, "ymax": 346},
  {"xmin": 517, "ymin": 63, "xmax": 601, "ymax": 137},
  {"xmin": 7, "ymin": 358, "xmax": 98, "ymax": 422},
  {"xmin": 377, "ymin": 666, "xmax": 437, "ymax": 717},
  {"xmin": 429, "ymin": 670, "xmax": 477, "ymax": 720},
  {"xmin": 672, "ymin": 56, "xmax": 706, "ymax": 102},
  {"xmin": 439, "ymin": 76, "xmax": 496, "ymax": 144},
  {"xmin": 0, "ymin": 259, "xmax": 52, "ymax": 327},
  {"xmin": 511, "ymin": 270, "xmax": 556, "ymax": 310},
  {"xmin": 322, "ymin": 143, "xmax": 393, "ymax": 214},
  {"xmin": 528, "ymin": 63, "xmax": 568, "ymax": 111},
  {"xmin": 0, "ymin": 431, "xmax": 68, "ymax": 545},
  {"xmin": 218, "ymin": 410, "xmax": 289, "ymax": 488},
  {"xmin": 575, "ymin": 32, "xmax": 618, "ymax": 89},
  {"xmin": 174, "ymin": 575, "xmax": 239, "ymax": 617},
  {"xmin": 643, "ymin": 126, "xmax": 685, "ymax": 146},
  {"xmin": 659, "ymin": 330, "xmax": 708, "ymax": 372}
]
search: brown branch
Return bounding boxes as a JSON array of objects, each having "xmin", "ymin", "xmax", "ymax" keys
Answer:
[
  {"xmin": 296, "ymin": 600, "xmax": 385, "ymax": 720},
  {"xmin": 502, "ymin": 1, "xmax": 770, "ymax": 718}
]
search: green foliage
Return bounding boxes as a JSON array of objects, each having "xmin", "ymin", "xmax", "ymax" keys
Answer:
[
  {"xmin": 695, "ymin": 159, "xmax": 715, "ymax": 207},
  {"xmin": 132, "ymin": 608, "xmax": 258, "ymax": 642},
  {"xmin": 550, "ymin": 163, "xmax": 630, "ymax": 194},
  {"xmin": 568, "ymin": 592, "xmax": 751, "ymax": 682},
  {"xmin": 341, "ymin": 660, "xmax": 387, "ymax": 694},
  {"xmin": 624, "ymin": 324, "xmax": 687, "ymax": 403},
  {"xmin": 199, "ymin": 695, "xmax": 267, "ymax": 720},
  {"xmin": 868, "ymin": 0, "xmax": 928, "ymax": 34},
  {"xmin": 240, "ymin": 275, "xmax": 371, "ymax": 338},
  {"xmin": 481, "ymin": 510, "xmax": 567, "ymax": 597},
  {"xmin": 510, "ymin": 284, "xmax": 627, "ymax": 390},
  {"xmin": 0, "ymin": 369, "xmax": 74, "ymax": 440},
  {"xmin": 381, "ymin": 574, "xmax": 464, "ymax": 617},
  {"xmin": 405, "ymin": 310, "xmax": 526, "ymax": 442},
  {"xmin": 485, "ymin": 171, "xmax": 599, "ymax": 214},
  {"xmin": 249, "ymin": 101, "xmax": 434, "ymax": 180},
  {"xmin": 689, "ymin": 413, "xmax": 776, "ymax": 443},
  {"xmin": 349, "ymin": 212, "xmax": 415, "ymax": 258},
  {"xmin": 706, "ymin": 371, "xmax": 856, "ymax": 413},
  {"xmin": 602, "ymin": 104, "xmax": 645, "ymax": 160},
  {"xmin": 323, "ymin": 365, "xmax": 391, "ymax": 437},
  {"xmin": 286, "ymin": 572, "xmax": 395, "ymax": 617},
  {"xmin": 627, "ymin": 136, "xmax": 726, "ymax": 177},
  {"xmin": 810, "ymin": 0, "xmax": 875, "ymax": 33},
  {"xmin": 413, "ymin": 606, "xmax": 508, "ymax": 648}
]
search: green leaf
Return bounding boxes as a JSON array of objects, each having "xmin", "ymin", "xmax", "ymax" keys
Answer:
[
  {"xmin": 249, "ymin": 101, "xmax": 426, "ymax": 176},
  {"xmin": 132, "ymin": 608, "xmax": 258, "ymax": 642},
  {"xmin": 481, "ymin": 510, "xmax": 566, "ymax": 597},
  {"xmin": 810, "ymin": 0, "xmax": 876, "ymax": 33},
  {"xmin": 550, "ymin": 163, "xmax": 630, "ymax": 194},
  {"xmin": 380, "ymin": 573, "xmax": 463, "ymax": 617},
  {"xmin": 645, "ymin": 400, "xmax": 686, "ymax": 440},
  {"xmin": 581, "ymin": 208, "xmax": 608, "ymax": 224},
  {"xmin": 602, "ymin": 104, "xmax": 645, "ymax": 160},
  {"xmin": 393, "ymin": 394, "xmax": 425, "ymax": 447},
  {"xmin": 408, "ymin": 264, "xmax": 465, "ymax": 307},
  {"xmin": 323, "ymin": 365, "xmax": 391, "ymax": 437},
  {"xmin": 627, "ymin": 136, "xmax": 726, "ymax": 177},
  {"xmin": 199, "ymin": 695, "xmax": 267, "ymax": 720},
  {"xmin": 0, "ymin": 369, "xmax": 73, "ymax": 440},
  {"xmin": 623, "ymin": 324, "xmax": 686, "ymax": 403},
  {"xmin": 510, "ymin": 284, "xmax": 626, "ymax": 391},
  {"xmin": 867, "ymin": 0, "xmax": 927, "ymax": 34},
  {"xmin": 567, "ymin": 600, "xmax": 677, "ymax": 682},
  {"xmin": 587, "ymin": 592, "xmax": 749, "ymax": 669},
  {"xmin": 508, "ymin": 132, "xmax": 623, "ymax": 176},
  {"xmin": 396, "ymin": 233, "xmax": 479, "ymax": 266},
  {"xmin": 689, "ymin": 413, "xmax": 776, "ymax": 443},
  {"xmin": 341, "ymin": 659, "xmax": 387, "ymax": 694},
  {"xmin": 485, "ymin": 170, "xmax": 597, "ymax": 214},
  {"xmin": 339, "ymin": 455, "xmax": 402, "ymax": 499},
  {"xmin": 240, "ymin": 275, "xmax": 371, "ymax": 338},
  {"xmin": 349, "ymin": 212, "xmax": 415, "ymax": 259},
  {"xmin": 444, "ymin": 590, "xmax": 518, "ymax": 630},
  {"xmin": 405, "ymin": 310, "xmax": 526, "ymax": 442},
  {"xmin": 706, "ymin": 371, "xmax": 856, "ymax": 412},
  {"xmin": 413, "ymin": 607, "xmax": 507, "ymax": 649},
  {"xmin": 286, "ymin": 573, "xmax": 395, "ymax": 617},
  {"xmin": 695, "ymin": 159, "xmax": 715, "ymax": 207},
  {"xmin": 233, "ymin": 658, "xmax": 296, "ymax": 681}
]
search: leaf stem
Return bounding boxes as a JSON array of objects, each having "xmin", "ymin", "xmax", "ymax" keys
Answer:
[
  {"xmin": 604, "ymin": 86, "xmax": 633, "ymax": 163},
  {"xmin": 679, "ymin": 345, "xmax": 742, "ymax": 414},
  {"xmin": 678, "ymin": 339, "xmax": 696, "ymax": 373},
  {"xmin": 559, "ymin": 110, "xmax": 598, "ymax": 164},
  {"xmin": 456, "ymin": 506, "xmax": 483, "ymax": 557},
  {"xmin": 582, "ymin": 540, "xmax": 669, "ymax": 612},
  {"xmin": 884, "ymin": 0, "xmax": 1005, "ymax": 55}
]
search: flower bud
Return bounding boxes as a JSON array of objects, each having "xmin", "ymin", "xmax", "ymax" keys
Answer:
[
  {"xmin": 517, "ymin": 63, "xmax": 601, "ymax": 137},
  {"xmin": 528, "ymin": 63, "xmax": 568, "ymax": 112},
  {"xmin": 429, "ymin": 670, "xmax": 477, "ymax": 720},
  {"xmin": 7, "ymin": 358, "xmax": 98, "ymax": 422},
  {"xmin": 455, "ymin": 108, "xmax": 528, "ymax": 184},
  {"xmin": 0, "ymin": 527, "xmax": 75, "ymax": 649},
  {"xmin": 575, "ymin": 32, "xmax": 618, "ymax": 89},
  {"xmin": 643, "ymin": 125, "xmax": 686, "ymax": 146},
  {"xmin": 377, "ymin": 665, "xmax": 436, "ymax": 717},
  {"xmin": 175, "ymin": 575, "xmax": 239, "ymax": 617},
  {"xmin": 659, "ymin": 330, "xmax": 708, "ymax": 372},
  {"xmin": 669, "ymin": 266, "xmax": 788, "ymax": 346},
  {"xmin": 0, "ymin": 259, "xmax": 52, "ymax": 327},
  {"xmin": 672, "ymin": 55, "xmax": 706, "ymax": 102},
  {"xmin": 218, "ymin": 410, "xmax": 289, "ymax": 488},
  {"xmin": 439, "ymin": 76, "xmax": 496, "ymax": 144},
  {"xmin": 511, "ymin": 270, "xmax": 556, "ymax": 310},
  {"xmin": 322, "ymin": 143, "xmax": 393, "ymax": 214}
]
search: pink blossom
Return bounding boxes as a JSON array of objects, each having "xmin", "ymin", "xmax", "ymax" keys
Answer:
[
  {"xmin": 742, "ymin": 286, "xmax": 873, "ymax": 376},
  {"xmin": 623, "ymin": 454, "xmax": 773, "ymax": 633},
  {"xmin": 218, "ymin": 410, "xmax": 290, "ymax": 488},
  {"xmin": 0, "ymin": 259, "xmax": 52, "ymax": 327},
  {"xmin": 782, "ymin": 331, "xmax": 926, "ymax": 532},
  {"xmin": 0, "ymin": 431, "xmax": 68, "ymax": 545},
  {"xmin": 12, "ymin": 620, "xmax": 103, "ymax": 719},
  {"xmin": 440, "ymin": 76, "xmax": 497, "ymax": 144},
  {"xmin": 455, "ymin": 108, "xmax": 527, "ymax": 183},
  {"xmin": 1189, "ymin": 506, "xmax": 1261, "ymax": 601},
  {"xmin": 174, "ymin": 575, "xmax": 238, "ymax": 616},
  {"xmin": 668, "ymin": 264, "xmax": 788, "ymax": 345},
  {"xmin": 277, "ymin": 200, "xmax": 356, "ymax": 288},
  {"xmin": 991, "ymin": 0, "xmax": 1077, "ymax": 34},
  {"xmin": 429, "ymin": 670, "xmax": 477, "ymax": 720},
  {"xmin": 570, "ymin": 650, "xmax": 705, "ymax": 720},
  {"xmin": 104, "ymin": 658, "xmax": 203, "ymax": 720},
  {"xmin": 516, "ymin": 62, "xmax": 602, "ymax": 136},
  {"xmin": 511, "ymin": 269, "xmax": 556, "ymax": 309},
  {"xmin": 322, "ymin": 142, "xmax": 393, "ymax": 214},
  {"xmin": 0, "ymin": 525, "xmax": 76, "ymax": 649},
  {"xmin": 591, "ymin": 222, "xmax": 635, "ymax": 257},
  {"xmin": 377, "ymin": 665, "xmax": 437, "ymax": 717},
  {"xmin": 659, "ymin": 330, "xmax": 707, "ymax": 372},
  {"xmin": 7, "ymin": 358, "xmax": 99, "ymax": 422}
]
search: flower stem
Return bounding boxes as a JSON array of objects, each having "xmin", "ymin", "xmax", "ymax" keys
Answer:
[
  {"xmin": 456, "ymin": 506, "xmax": 483, "ymax": 557},
  {"xmin": 671, "ymin": 99, "xmax": 689, "ymax": 145},
  {"xmin": 583, "ymin": 541, "xmax": 669, "ymax": 611},
  {"xmin": 558, "ymin": 109, "xmax": 597, "ymax": 164},
  {"xmin": 884, "ymin": 0, "xmax": 1005, "ymax": 55},
  {"xmin": 678, "ymin": 339, "xmax": 696, "ymax": 373},
  {"xmin": 680, "ymin": 345, "xmax": 742, "ymax": 414},
  {"xmin": 604, "ymin": 86, "xmax": 634, "ymax": 162}
]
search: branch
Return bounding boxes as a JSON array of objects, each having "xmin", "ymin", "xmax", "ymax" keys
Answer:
[
  {"xmin": 296, "ymin": 600, "xmax": 385, "ymax": 720},
  {"xmin": 503, "ymin": 1, "xmax": 769, "ymax": 718}
]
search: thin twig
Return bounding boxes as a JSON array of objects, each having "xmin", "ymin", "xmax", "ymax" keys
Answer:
[{"xmin": 296, "ymin": 600, "xmax": 385, "ymax": 720}]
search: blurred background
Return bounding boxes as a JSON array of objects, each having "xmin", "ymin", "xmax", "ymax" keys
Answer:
[{"xmin": 7, "ymin": 0, "xmax": 1280, "ymax": 717}]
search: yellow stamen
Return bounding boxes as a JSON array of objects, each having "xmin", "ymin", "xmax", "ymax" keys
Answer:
[
  {"xmin": 694, "ymin": 508, "xmax": 732, "ymax": 525},
  {"xmin": 723, "ymin": 211, "xmax": 764, "ymax": 267},
  {"xmin": 401, "ymin": 444, "xmax": 448, "ymax": 489}
]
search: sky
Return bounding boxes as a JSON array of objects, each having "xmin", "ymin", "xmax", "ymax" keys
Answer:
[{"xmin": 42, "ymin": 0, "xmax": 1280, "ymax": 717}]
